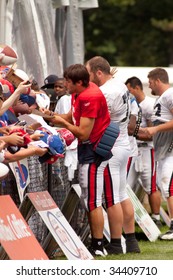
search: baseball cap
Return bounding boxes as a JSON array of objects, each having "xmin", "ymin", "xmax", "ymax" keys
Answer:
[
  {"xmin": 41, "ymin": 74, "xmax": 59, "ymax": 89},
  {"xmin": 14, "ymin": 69, "xmax": 29, "ymax": 81},
  {"xmin": 35, "ymin": 128, "xmax": 65, "ymax": 164},
  {"xmin": 0, "ymin": 79, "xmax": 14, "ymax": 93},
  {"xmin": 58, "ymin": 128, "xmax": 75, "ymax": 146}
]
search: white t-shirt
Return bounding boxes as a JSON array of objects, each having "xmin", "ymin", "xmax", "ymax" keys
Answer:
[{"xmin": 54, "ymin": 95, "xmax": 71, "ymax": 114}]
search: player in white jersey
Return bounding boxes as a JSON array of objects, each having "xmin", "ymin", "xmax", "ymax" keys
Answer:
[
  {"xmin": 141, "ymin": 68, "xmax": 173, "ymax": 239},
  {"xmin": 86, "ymin": 56, "xmax": 140, "ymax": 254},
  {"xmin": 125, "ymin": 77, "xmax": 162, "ymax": 228}
]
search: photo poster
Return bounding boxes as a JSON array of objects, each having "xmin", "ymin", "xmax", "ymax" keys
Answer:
[
  {"xmin": 27, "ymin": 191, "xmax": 94, "ymax": 260},
  {"xmin": 126, "ymin": 184, "xmax": 161, "ymax": 241},
  {"xmin": 9, "ymin": 158, "xmax": 30, "ymax": 202}
]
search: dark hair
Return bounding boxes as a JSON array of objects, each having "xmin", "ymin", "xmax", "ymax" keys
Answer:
[
  {"xmin": 86, "ymin": 56, "xmax": 111, "ymax": 74},
  {"xmin": 64, "ymin": 64, "xmax": 89, "ymax": 87},
  {"xmin": 125, "ymin": 76, "xmax": 143, "ymax": 90},
  {"xmin": 147, "ymin": 68, "xmax": 169, "ymax": 84}
]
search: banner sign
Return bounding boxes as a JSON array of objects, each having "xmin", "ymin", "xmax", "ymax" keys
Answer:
[
  {"xmin": 126, "ymin": 184, "xmax": 161, "ymax": 241},
  {"xmin": 27, "ymin": 191, "xmax": 93, "ymax": 260},
  {"xmin": 0, "ymin": 195, "xmax": 48, "ymax": 260},
  {"xmin": 9, "ymin": 158, "xmax": 30, "ymax": 202}
]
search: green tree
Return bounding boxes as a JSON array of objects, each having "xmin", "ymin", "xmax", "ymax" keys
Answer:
[{"xmin": 83, "ymin": 0, "xmax": 173, "ymax": 66}]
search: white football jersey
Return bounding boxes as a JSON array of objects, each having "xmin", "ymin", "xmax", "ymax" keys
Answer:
[
  {"xmin": 100, "ymin": 77, "xmax": 130, "ymax": 147},
  {"xmin": 151, "ymin": 87, "xmax": 173, "ymax": 160}
]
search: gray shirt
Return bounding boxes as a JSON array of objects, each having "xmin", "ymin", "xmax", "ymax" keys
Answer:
[{"xmin": 153, "ymin": 130, "xmax": 173, "ymax": 160}]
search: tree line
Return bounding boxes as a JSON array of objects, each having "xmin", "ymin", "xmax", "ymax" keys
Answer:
[{"xmin": 83, "ymin": 0, "xmax": 173, "ymax": 67}]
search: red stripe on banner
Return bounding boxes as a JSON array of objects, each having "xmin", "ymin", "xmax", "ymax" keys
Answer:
[{"xmin": 17, "ymin": 161, "xmax": 26, "ymax": 184}]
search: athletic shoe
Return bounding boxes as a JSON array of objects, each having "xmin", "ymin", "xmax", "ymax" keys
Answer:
[
  {"xmin": 104, "ymin": 243, "xmax": 123, "ymax": 255},
  {"xmin": 152, "ymin": 217, "xmax": 163, "ymax": 228},
  {"xmin": 126, "ymin": 239, "xmax": 141, "ymax": 253},
  {"xmin": 88, "ymin": 246, "xmax": 108, "ymax": 257},
  {"xmin": 159, "ymin": 230, "xmax": 173, "ymax": 240}
]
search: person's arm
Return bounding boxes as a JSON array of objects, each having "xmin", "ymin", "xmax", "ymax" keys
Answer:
[
  {"xmin": 141, "ymin": 105, "xmax": 173, "ymax": 137},
  {"xmin": 128, "ymin": 114, "xmax": 137, "ymax": 136},
  {"xmin": 142, "ymin": 120, "xmax": 173, "ymax": 137},
  {"xmin": 50, "ymin": 115, "xmax": 95, "ymax": 142},
  {"xmin": 0, "ymin": 133, "xmax": 25, "ymax": 146},
  {"xmin": 0, "ymin": 80, "xmax": 31, "ymax": 115},
  {"xmin": 40, "ymin": 107, "xmax": 73, "ymax": 123},
  {"xmin": 136, "ymin": 119, "xmax": 153, "ymax": 141},
  {"xmin": 3, "ymin": 145, "xmax": 47, "ymax": 163},
  {"xmin": 40, "ymin": 107, "xmax": 95, "ymax": 141}
]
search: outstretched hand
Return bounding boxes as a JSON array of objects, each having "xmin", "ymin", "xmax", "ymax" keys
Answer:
[
  {"xmin": 15, "ymin": 80, "xmax": 32, "ymax": 95},
  {"xmin": 28, "ymin": 145, "xmax": 48, "ymax": 156},
  {"xmin": 6, "ymin": 133, "xmax": 25, "ymax": 146},
  {"xmin": 30, "ymin": 133, "xmax": 44, "ymax": 141},
  {"xmin": 39, "ymin": 107, "xmax": 50, "ymax": 115}
]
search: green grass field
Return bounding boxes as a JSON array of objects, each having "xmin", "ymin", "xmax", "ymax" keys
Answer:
[{"xmin": 101, "ymin": 225, "xmax": 173, "ymax": 260}]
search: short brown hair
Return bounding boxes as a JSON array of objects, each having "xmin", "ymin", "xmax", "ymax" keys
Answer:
[
  {"xmin": 64, "ymin": 64, "xmax": 89, "ymax": 87},
  {"xmin": 147, "ymin": 68, "xmax": 169, "ymax": 84},
  {"xmin": 86, "ymin": 56, "xmax": 111, "ymax": 74}
]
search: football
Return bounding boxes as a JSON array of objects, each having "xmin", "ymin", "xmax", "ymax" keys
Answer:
[
  {"xmin": 0, "ymin": 44, "xmax": 18, "ymax": 66},
  {"xmin": 0, "ymin": 163, "xmax": 9, "ymax": 180}
]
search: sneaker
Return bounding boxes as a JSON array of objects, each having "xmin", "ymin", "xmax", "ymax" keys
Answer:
[
  {"xmin": 159, "ymin": 230, "xmax": 173, "ymax": 240},
  {"xmin": 88, "ymin": 246, "xmax": 107, "ymax": 257},
  {"xmin": 152, "ymin": 217, "xmax": 163, "ymax": 228},
  {"xmin": 104, "ymin": 243, "xmax": 123, "ymax": 255},
  {"xmin": 126, "ymin": 239, "xmax": 140, "ymax": 253}
]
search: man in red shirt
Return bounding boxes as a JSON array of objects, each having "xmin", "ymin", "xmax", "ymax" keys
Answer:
[{"xmin": 41, "ymin": 64, "xmax": 119, "ymax": 257}]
